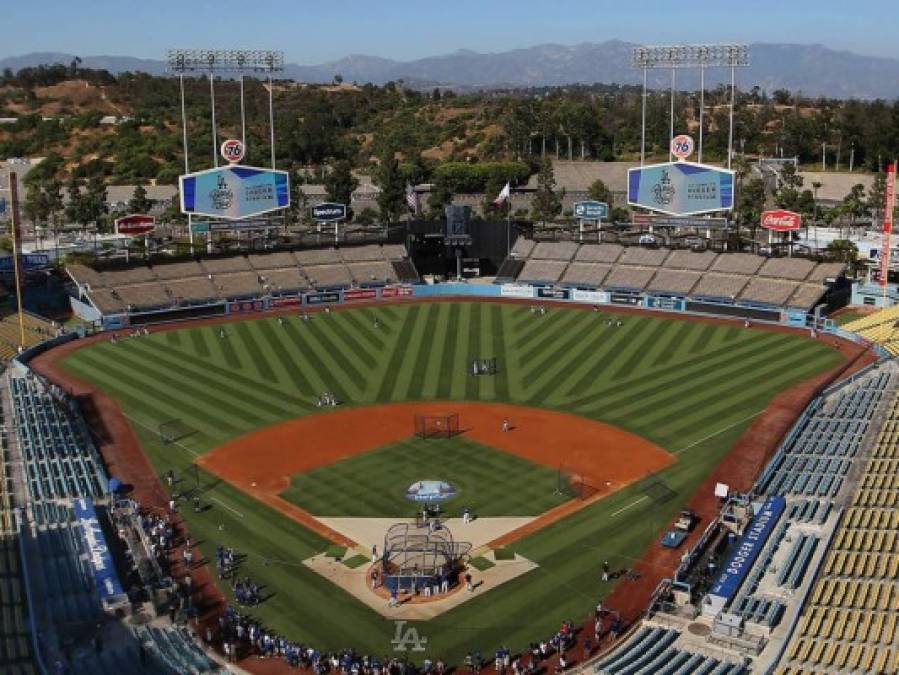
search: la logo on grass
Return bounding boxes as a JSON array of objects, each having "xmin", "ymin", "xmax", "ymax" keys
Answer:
[{"xmin": 392, "ymin": 621, "xmax": 428, "ymax": 651}]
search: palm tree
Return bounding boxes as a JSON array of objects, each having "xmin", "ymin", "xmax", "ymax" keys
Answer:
[{"xmin": 811, "ymin": 180, "xmax": 823, "ymax": 251}]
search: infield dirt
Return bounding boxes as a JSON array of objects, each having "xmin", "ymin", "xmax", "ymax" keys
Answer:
[{"xmin": 196, "ymin": 401, "xmax": 675, "ymax": 548}]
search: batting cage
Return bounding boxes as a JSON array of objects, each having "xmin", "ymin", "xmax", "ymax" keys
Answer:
[
  {"xmin": 639, "ymin": 472, "xmax": 677, "ymax": 504},
  {"xmin": 158, "ymin": 418, "xmax": 194, "ymax": 445},
  {"xmin": 414, "ymin": 413, "xmax": 460, "ymax": 439},
  {"xmin": 556, "ymin": 466, "xmax": 602, "ymax": 501},
  {"xmin": 381, "ymin": 521, "xmax": 470, "ymax": 594}
]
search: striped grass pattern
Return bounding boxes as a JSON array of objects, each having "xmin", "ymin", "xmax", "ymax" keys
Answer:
[{"xmin": 61, "ymin": 302, "xmax": 842, "ymax": 662}]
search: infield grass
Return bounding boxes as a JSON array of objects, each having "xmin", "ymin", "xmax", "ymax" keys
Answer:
[
  {"xmin": 281, "ymin": 436, "xmax": 568, "ymax": 518},
  {"xmin": 62, "ymin": 302, "xmax": 845, "ymax": 662}
]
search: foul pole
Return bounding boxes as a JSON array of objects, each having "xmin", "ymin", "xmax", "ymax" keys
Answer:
[{"xmin": 9, "ymin": 174, "xmax": 26, "ymax": 348}]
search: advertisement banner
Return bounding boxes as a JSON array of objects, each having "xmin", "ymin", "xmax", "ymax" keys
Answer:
[
  {"xmin": 500, "ymin": 284, "xmax": 535, "ymax": 299},
  {"xmin": 343, "ymin": 288, "xmax": 378, "ymax": 302},
  {"xmin": 0, "ymin": 253, "xmax": 50, "ymax": 271},
  {"xmin": 648, "ymin": 296, "xmax": 686, "ymax": 311},
  {"xmin": 610, "ymin": 293, "xmax": 642, "ymax": 306},
  {"xmin": 880, "ymin": 163, "xmax": 896, "ymax": 288},
  {"xmin": 708, "ymin": 496, "xmax": 785, "ymax": 602},
  {"xmin": 571, "ymin": 289, "xmax": 609, "ymax": 303},
  {"xmin": 270, "ymin": 296, "xmax": 302, "ymax": 308},
  {"xmin": 191, "ymin": 217, "xmax": 282, "ymax": 234},
  {"xmin": 228, "ymin": 299, "xmax": 265, "ymax": 314},
  {"xmin": 631, "ymin": 213, "xmax": 728, "ymax": 229},
  {"xmin": 381, "ymin": 285, "xmax": 414, "ymax": 298},
  {"xmin": 761, "ymin": 210, "xmax": 802, "ymax": 232},
  {"xmin": 305, "ymin": 291, "xmax": 342, "ymax": 305},
  {"xmin": 312, "ymin": 202, "xmax": 347, "ymax": 222},
  {"xmin": 536, "ymin": 287, "xmax": 571, "ymax": 300},
  {"xmin": 180, "ymin": 165, "xmax": 290, "ymax": 220},
  {"xmin": 115, "ymin": 214, "xmax": 156, "ymax": 236},
  {"xmin": 73, "ymin": 498, "xmax": 124, "ymax": 601},
  {"xmin": 628, "ymin": 161, "xmax": 734, "ymax": 216},
  {"xmin": 573, "ymin": 201, "xmax": 609, "ymax": 220}
]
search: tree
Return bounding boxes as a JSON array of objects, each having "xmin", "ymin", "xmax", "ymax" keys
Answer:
[
  {"xmin": 586, "ymin": 179, "xmax": 614, "ymax": 206},
  {"xmin": 355, "ymin": 207, "xmax": 378, "ymax": 226},
  {"xmin": 373, "ymin": 147, "xmax": 406, "ymax": 225},
  {"xmin": 531, "ymin": 157, "xmax": 563, "ymax": 223},
  {"xmin": 68, "ymin": 175, "xmax": 108, "ymax": 231},
  {"xmin": 23, "ymin": 180, "xmax": 51, "ymax": 226},
  {"xmin": 841, "ymin": 183, "xmax": 867, "ymax": 231},
  {"xmin": 324, "ymin": 160, "xmax": 359, "ymax": 206},
  {"xmin": 868, "ymin": 171, "xmax": 888, "ymax": 226},
  {"xmin": 428, "ymin": 178, "xmax": 454, "ymax": 220},
  {"xmin": 288, "ymin": 171, "xmax": 308, "ymax": 226},
  {"xmin": 775, "ymin": 163, "xmax": 804, "ymax": 210},
  {"xmin": 737, "ymin": 177, "xmax": 767, "ymax": 244},
  {"xmin": 826, "ymin": 239, "xmax": 858, "ymax": 263},
  {"xmin": 128, "ymin": 184, "xmax": 153, "ymax": 214},
  {"xmin": 772, "ymin": 89, "xmax": 792, "ymax": 106},
  {"xmin": 64, "ymin": 178, "xmax": 84, "ymax": 226}
]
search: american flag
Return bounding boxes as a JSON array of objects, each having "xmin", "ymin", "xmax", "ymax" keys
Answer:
[{"xmin": 405, "ymin": 182, "xmax": 420, "ymax": 215}]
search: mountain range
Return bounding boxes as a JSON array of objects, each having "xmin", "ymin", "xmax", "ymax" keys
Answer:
[{"xmin": 4, "ymin": 41, "xmax": 899, "ymax": 99}]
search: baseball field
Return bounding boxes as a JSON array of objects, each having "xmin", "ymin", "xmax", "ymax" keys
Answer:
[{"xmin": 58, "ymin": 300, "xmax": 844, "ymax": 661}]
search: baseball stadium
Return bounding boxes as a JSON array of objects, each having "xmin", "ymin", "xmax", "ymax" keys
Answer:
[
  {"xmin": 0, "ymin": 35, "xmax": 898, "ymax": 675},
  {"xmin": 3, "ymin": 231, "xmax": 896, "ymax": 673}
]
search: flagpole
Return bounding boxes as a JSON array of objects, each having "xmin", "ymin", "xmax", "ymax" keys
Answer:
[{"xmin": 506, "ymin": 179, "xmax": 512, "ymax": 256}]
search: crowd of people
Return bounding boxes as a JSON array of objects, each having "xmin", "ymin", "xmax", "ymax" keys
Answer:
[
  {"xmin": 216, "ymin": 605, "xmax": 435, "ymax": 673},
  {"xmin": 203, "ymin": 596, "xmax": 625, "ymax": 674},
  {"xmin": 233, "ymin": 576, "xmax": 263, "ymax": 606},
  {"xmin": 136, "ymin": 507, "xmax": 176, "ymax": 577}
]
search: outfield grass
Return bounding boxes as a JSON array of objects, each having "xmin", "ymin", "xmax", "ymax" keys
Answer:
[
  {"xmin": 281, "ymin": 436, "xmax": 567, "ymax": 518},
  {"xmin": 61, "ymin": 302, "xmax": 844, "ymax": 662}
]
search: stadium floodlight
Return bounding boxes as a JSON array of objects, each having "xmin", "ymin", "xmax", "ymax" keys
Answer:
[
  {"xmin": 632, "ymin": 44, "xmax": 749, "ymax": 69},
  {"xmin": 166, "ymin": 49, "xmax": 284, "ymax": 74},
  {"xmin": 632, "ymin": 43, "xmax": 750, "ymax": 168}
]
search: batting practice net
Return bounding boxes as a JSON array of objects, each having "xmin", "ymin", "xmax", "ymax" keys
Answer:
[
  {"xmin": 158, "ymin": 418, "xmax": 194, "ymax": 445},
  {"xmin": 414, "ymin": 413, "xmax": 460, "ymax": 439}
]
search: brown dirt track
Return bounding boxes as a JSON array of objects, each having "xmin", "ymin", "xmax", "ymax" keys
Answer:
[
  {"xmin": 26, "ymin": 297, "xmax": 878, "ymax": 674},
  {"xmin": 196, "ymin": 401, "xmax": 675, "ymax": 548}
]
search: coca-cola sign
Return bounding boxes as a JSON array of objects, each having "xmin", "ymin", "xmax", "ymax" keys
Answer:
[{"xmin": 761, "ymin": 210, "xmax": 802, "ymax": 232}]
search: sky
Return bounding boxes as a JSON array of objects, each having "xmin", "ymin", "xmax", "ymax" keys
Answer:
[{"xmin": 4, "ymin": 0, "xmax": 898, "ymax": 63}]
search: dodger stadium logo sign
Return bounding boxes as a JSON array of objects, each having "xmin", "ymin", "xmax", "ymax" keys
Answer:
[
  {"xmin": 627, "ymin": 161, "xmax": 734, "ymax": 217},
  {"xmin": 761, "ymin": 210, "xmax": 802, "ymax": 232},
  {"xmin": 180, "ymin": 165, "xmax": 290, "ymax": 220}
]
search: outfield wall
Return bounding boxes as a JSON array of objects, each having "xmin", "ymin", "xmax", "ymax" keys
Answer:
[{"xmin": 94, "ymin": 280, "xmax": 850, "ymax": 336}]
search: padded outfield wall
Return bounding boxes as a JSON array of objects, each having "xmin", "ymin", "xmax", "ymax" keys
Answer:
[{"xmin": 94, "ymin": 281, "xmax": 838, "ymax": 332}]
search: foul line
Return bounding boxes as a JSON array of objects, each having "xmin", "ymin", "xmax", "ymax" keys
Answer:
[
  {"xmin": 122, "ymin": 413, "xmax": 246, "ymax": 519},
  {"xmin": 123, "ymin": 413, "xmax": 200, "ymax": 458},
  {"xmin": 672, "ymin": 409, "xmax": 766, "ymax": 456},
  {"xmin": 610, "ymin": 496, "xmax": 648, "ymax": 518},
  {"xmin": 211, "ymin": 496, "xmax": 245, "ymax": 519}
]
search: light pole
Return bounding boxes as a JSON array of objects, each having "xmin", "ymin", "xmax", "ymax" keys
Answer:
[{"xmin": 632, "ymin": 44, "xmax": 749, "ymax": 166}]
